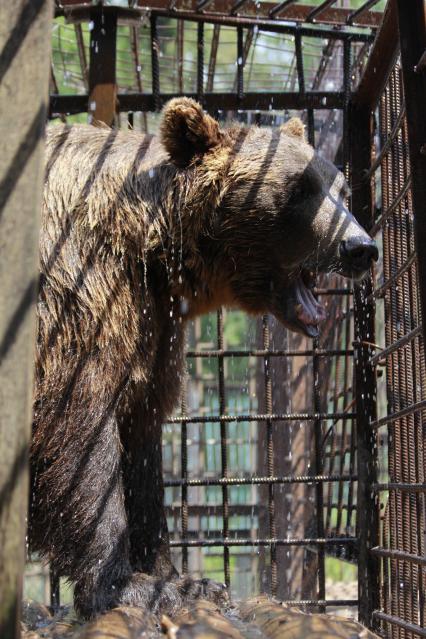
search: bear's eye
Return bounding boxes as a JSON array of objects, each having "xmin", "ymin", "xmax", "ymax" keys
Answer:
[{"xmin": 289, "ymin": 170, "xmax": 322, "ymax": 203}]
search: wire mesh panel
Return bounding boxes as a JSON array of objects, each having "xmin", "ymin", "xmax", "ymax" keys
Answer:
[{"xmin": 367, "ymin": 64, "xmax": 426, "ymax": 638}]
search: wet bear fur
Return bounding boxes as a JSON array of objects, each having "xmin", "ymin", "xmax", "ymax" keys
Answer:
[{"xmin": 29, "ymin": 98, "xmax": 367, "ymax": 618}]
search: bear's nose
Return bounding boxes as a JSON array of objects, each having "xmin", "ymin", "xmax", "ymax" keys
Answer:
[{"xmin": 339, "ymin": 237, "xmax": 379, "ymax": 272}]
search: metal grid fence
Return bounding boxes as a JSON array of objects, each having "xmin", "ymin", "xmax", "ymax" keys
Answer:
[{"xmin": 368, "ymin": 63, "xmax": 426, "ymax": 639}]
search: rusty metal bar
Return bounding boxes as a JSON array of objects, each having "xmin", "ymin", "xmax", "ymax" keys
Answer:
[
  {"xmin": 217, "ymin": 309, "xmax": 230, "ymax": 589},
  {"xmin": 365, "ymin": 103, "xmax": 406, "ymax": 179},
  {"xmin": 236, "ymin": 26, "xmax": 244, "ymax": 101},
  {"xmin": 169, "ymin": 537, "xmax": 357, "ymax": 547},
  {"xmin": 150, "ymin": 15, "xmax": 160, "ymax": 111},
  {"xmin": 185, "ymin": 348, "xmax": 353, "ymax": 358},
  {"xmin": 164, "ymin": 474, "xmax": 356, "ymax": 487},
  {"xmin": 196, "ymin": 21, "xmax": 204, "ymax": 102},
  {"xmin": 206, "ymin": 24, "xmax": 219, "ymax": 93},
  {"xmin": 373, "ymin": 612, "xmax": 426, "ymax": 638},
  {"xmin": 370, "ymin": 325, "xmax": 423, "ymax": 367},
  {"xmin": 371, "ymin": 547, "xmax": 426, "ymax": 567},
  {"xmin": 374, "ymin": 483, "xmax": 426, "ymax": 493},
  {"xmin": 180, "ymin": 373, "xmax": 188, "ymax": 574},
  {"xmin": 371, "ymin": 399, "xmax": 426, "ymax": 430},
  {"xmin": 167, "ymin": 411, "xmax": 357, "ymax": 424}
]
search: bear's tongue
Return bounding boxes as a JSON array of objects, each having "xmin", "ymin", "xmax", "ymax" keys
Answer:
[{"xmin": 294, "ymin": 277, "xmax": 327, "ymax": 338}]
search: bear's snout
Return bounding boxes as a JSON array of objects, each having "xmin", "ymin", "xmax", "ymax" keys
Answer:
[{"xmin": 339, "ymin": 236, "xmax": 378, "ymax": 276}]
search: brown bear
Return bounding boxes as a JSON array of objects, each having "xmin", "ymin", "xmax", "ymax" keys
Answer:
[{"xmin": 29, "ymin": 98, "xmax": 377, "ymax": 618}]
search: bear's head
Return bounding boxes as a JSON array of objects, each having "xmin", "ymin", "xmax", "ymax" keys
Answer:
[{"xmin": 161, "ymin": 98, "xmax": 378, "ymax": 338}]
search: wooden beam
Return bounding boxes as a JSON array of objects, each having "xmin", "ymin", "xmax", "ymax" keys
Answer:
[{"xmin": 0, "ymin": 1, "xmax": 53, "ymax": 637}]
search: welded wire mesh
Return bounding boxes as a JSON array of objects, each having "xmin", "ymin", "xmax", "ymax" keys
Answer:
[{"xmin": 369, "ymin": 64, "xmax": 426, "ymax": 638}]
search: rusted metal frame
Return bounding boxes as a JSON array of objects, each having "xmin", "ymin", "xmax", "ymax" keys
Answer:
[
  {"xmin": 164, "ymin": 473, "xmax": 356, "ymax": 487},
  {"xmin": 206, "ymin": 23, "xmax": 219, "ymax": 92},
  {"xmin": 347, "ymin": 0, "xmax": 382, "ymax": 27},
  {"xmin": 390, "ymin": 87, "xmax": 417, "ymax": 624},
  {"xmin": 186, "ymin": 348, "xmax": 354, "ymax": 358},
  {"xmin": 369, "ymin": 325, "xmax": 423, "ymax": 367},
  {"xmin": 150, "ymin": 15, "xmax": 160, "ymax": 111},
  {"xmin": 167, "ymin": 411, "xmax": 357, "ymax": 424},
  {"xmin": 371, "ymin": 547, "xmax": 426, "ymax": 567},
  {"xmin": 373, "ymin": 611, "xmax": 426, "ymax": 638},
  {"xmin": 169, "ymin": 536, "xmax": 357, "ymax": 547},
  {"xmin": 180, "ymin": 373, "xmax": 188, "ymax": 574},
  {"xmin": 217, "ymin": 309, "xmax": 230, "ymax": 589},
  {"xmin": 366, "ymin": 103, "xmax": 406, "ymax": 179},
  {"xmin": 261, "ymin": 316, "xmax": 277, "ymax": 597},
  {"xmin": 352, "ymin": 0, "xmax": 398, "ymax": 111},
  {"xmin": 57, "ymin": 2, "xmax": 384, "ymax": 28},
  {"xmin": 50, "ymin": 91, "xmax": 346, "ymax": 115},
  {"xmin": 88, "ymin": 6, "xmax": 118, "ymax": 127},
  {"xmin": 306, "ymin": 0, "xmax": 337, "ymax": 24},
  {"xmin": 349, "ymin": 102, "xmax": 380, "ymax": 629},
  {"xmin": 371, "ymin": 399, "xmax": 426, "ymax": 430},
  {"xmin": 74, "ymin": 23, "xmax": 89, "ymax": 89},
  {"xmin": 147, "ymin": 10, "xmax": 374, "ymax": 43},
  {"xmin": 196, "ymin": 21, "xmax": 204, "ymax": 101},
  {"xmin": 396, "ymin": 0, "xmax": 426, "ymax": 359},
  {"xmin": 367, "ymin": 251, "xmax": 416, "ymax": 301}
]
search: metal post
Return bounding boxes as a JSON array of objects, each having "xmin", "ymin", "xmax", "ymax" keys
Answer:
[
  {"xmin": 0, "ymin": 1, "xmax": 53, "ymax": 637},
  {"xmin": 396, "ymin": 0, "xmax": 426, "ymax": 354},
  {"xmin": 89, "ymin": 7, "xmax": 118, "ymax": 126},
  {"xmin": 350, "ymin": 104, "xmax": 380, "ymax": 629}
]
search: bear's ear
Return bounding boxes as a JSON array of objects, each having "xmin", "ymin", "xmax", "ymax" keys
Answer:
[
  {"xmin": 160, "ymin": 98, "xmax": 223, "ymax": 168},
  {"xmin": 280, "ymin": 117, "xmax": 306, "ymax": 141}
]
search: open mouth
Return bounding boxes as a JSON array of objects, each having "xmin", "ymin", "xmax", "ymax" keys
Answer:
[{"xmin": 293, "ymin": 270, "xmax": 327, "ymax": 338}]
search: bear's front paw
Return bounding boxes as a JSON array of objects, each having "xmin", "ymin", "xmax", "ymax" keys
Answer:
[{"xmin": 120, "ymin": 573, "xmax": 228, "ymax": 616}]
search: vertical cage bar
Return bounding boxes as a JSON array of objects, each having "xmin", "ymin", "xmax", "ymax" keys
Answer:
[
  {"xmin": 217, "ymin": 310, "xmax": 230, "ymax": 588},
  {"xmin": 350, "ymin": 103, "xmax": 380, "ymax": 629},
  {"xmin": 197, "ymin": 21, "xmax": 204, "ymax": 104},
  {"xmin": 342, "ymin": 38, "xmax": 351, "ymax": 180},
  {"xmin": 262, "ymin": 316, "xmax": 277, "ymax": 597},
  {"xmin": 177, "ymin": 19, "xmax": 184, "ymax": 94},
  {"xmin": 49, "ymin": 570, "xmax": 60, "ymax": 612},
  {"xmin": 151, "ymin": 15, "xmax": 160, "ymax": 111},
  {"xmin": 237, "ymin": 26, "xmax": 244, "ymax": 101},
  {"xmin": 181, "ymin": 373, "xmax": 188, "ymax": 574},
  {"xmin": 313, "ymin": 342, "xmax": 325, "ymax": 612}
]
